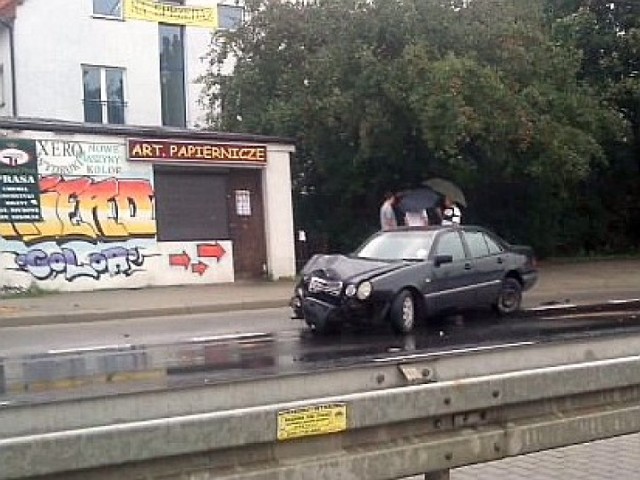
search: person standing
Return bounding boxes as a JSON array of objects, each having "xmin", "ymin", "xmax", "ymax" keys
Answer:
[
  {"xmin": 380, "ymin": 191, "xmax": 399, "ymax": 231},
  {"xmin": 441, "ymin": 196, "xmax": 462, "ymax": 225},
  {"xmin": 404, "ymin": 209, "xmax": 429, "ymax": 227}
]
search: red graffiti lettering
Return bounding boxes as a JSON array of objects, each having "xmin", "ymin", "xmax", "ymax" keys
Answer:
[{"xmin": 0, "ymin": 176, "xmax": 156, "ymax": 245}]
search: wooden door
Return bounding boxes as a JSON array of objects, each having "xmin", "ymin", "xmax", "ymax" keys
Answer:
[{"xmin": 227, "ymin": 169, "xmax": 267, "ymax": 279}]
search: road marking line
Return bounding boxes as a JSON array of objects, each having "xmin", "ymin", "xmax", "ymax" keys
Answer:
[
  {"xmin": 47, "ymin": 344, "xmax": 133, "ymax": 354},
  {"xmin": 528, "ymin": 304, "xmax": 577, "ymax": 311},
  {"xmin": 372, "ymin": 341, "xmax": 535, "ymax": 363},
  {"xmin": 189, "ymin": 332, "xmax": 269, "ymax": 343}
]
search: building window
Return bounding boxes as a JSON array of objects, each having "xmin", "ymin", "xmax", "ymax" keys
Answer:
[
  {"xmin": 218, "ymin": 4, "xmax": 244, "ymax": 30},
  {"xmin": 93, "ymin": 0, "xmax": 122, "ymax": 18},
  {"xmin": 235, "ymin": 190, "xmax": 252, "ymax": 216},
  {"xmin": 159, "ymin": 24, "xmax": 186, "ymax": 127},
  {"xmin": 82, "ymin": 66, "xmax": 126, "ymax": 124}
]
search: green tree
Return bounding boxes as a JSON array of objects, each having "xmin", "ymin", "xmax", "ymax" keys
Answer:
[
  {"xmin": 548, "ymin": 0, "xmax": 640, "ymax": 252},
  {"xmin": 201, "ymin": 0, "xmax": 631, "ymax": 257}
]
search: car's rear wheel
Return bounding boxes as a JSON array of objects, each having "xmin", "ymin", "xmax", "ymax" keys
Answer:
[
  {"xmin": 390, "ymin": 289, "xmax": 416, "ymax": 334},
  {"xmin": 494, "ymin": 277, "xmax": 523, "ymax": 315}
]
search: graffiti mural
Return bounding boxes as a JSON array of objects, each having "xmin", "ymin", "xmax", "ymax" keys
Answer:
[
  {"xmin": 10, "ymin": 244, "xmax": 160, "ymax": 281},
  {"xmin": 0, "ymin": 176, "xmax": 155, "ymax": 245},
  {"xmin": 1, "ymin": 137, "xmax": 236, "ymax": 292}
]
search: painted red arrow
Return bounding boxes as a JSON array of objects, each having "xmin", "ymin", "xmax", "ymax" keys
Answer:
[
  {"xmin": 191, "ymin": 261, "xmax": 208, "ymax": 276},
  {"xmin": 169, "ymin": 251, "xmax": 191, "ymax": 269},
  {"xmin": 198, "ymin": 243, "xmax": 226, "ymax": 261}
]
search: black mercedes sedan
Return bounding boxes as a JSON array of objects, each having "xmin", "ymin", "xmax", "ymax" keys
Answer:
[{"xmin": 291, "ymin": 225, "xmax": 537, "ymax": 334}]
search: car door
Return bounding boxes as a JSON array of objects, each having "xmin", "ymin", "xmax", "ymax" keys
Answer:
[
  {"xmin": 462, "ymin": 229, "xmax": 505, "ymax": 304},
  {"xmin": 426, "ymin": 229, "xmax": 475, "ymax": 311}
]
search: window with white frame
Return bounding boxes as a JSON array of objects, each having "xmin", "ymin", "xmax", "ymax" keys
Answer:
[
  {"xmin": 82, "ymin": 66, "xmax": 126, "ymax": 124},
  {"xmin": 93, "ymin": 0, "xmax": 122, "ymax": 18},
  {"xmin": 218, "ymin": 4, "xmax": 244, "ymax": 30},
  {"xmin": 235, "ymin": 190, "xmax": 252, "ymax": 216}
]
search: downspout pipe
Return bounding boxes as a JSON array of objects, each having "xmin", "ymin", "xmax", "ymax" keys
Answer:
[{"xmin": 0, "ymin": 17, "xmax": 16, "ymax": 117}]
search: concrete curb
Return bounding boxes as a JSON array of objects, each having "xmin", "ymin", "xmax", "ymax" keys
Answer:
[{"xmin": 0, "ymin": 299, "xmax": 291, "ymax": 328}]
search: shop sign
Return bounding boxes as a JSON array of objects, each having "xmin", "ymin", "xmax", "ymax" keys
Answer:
[
  {"xmin": 128, "ymin": 139, "xmax": 267, "ymax": 164},
  {"xmin": 124, "ymin": 0, "xmax": 218, "ymax": 28},
  {"xmin": 37, "ymin": 140, "xmax": 125, "ymax": 176},
  {"xmin": 0, "ymin": 139, "xmax": 42, "ymax": 223}
]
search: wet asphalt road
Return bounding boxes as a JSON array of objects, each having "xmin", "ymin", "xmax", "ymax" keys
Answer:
[{"xmin": 2, "ymin": 302, "xmax": 640, "ymax": 405}]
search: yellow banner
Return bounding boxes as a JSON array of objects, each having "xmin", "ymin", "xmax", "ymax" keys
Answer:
[{"xmin": 124, "ymin": 0, "xmax": 218, "ymax": 28}]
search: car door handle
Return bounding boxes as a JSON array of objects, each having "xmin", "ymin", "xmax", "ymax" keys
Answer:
[
  {"xmin": 497, "ymin": 257, "xmax": 504, "ymax": 264},
  {"xmin": 464, "ymin": 263, "xmax": 472, "ymax": 270}
]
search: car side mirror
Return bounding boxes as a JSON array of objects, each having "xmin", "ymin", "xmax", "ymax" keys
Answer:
[{"xmin": 434, "ymin": 254, "xmax": 453, "ymax": 267}]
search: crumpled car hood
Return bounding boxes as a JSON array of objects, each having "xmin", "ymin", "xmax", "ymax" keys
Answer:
[{"xmin": 301, "ymin": 254, "xmax": 407, "ymax": 282}]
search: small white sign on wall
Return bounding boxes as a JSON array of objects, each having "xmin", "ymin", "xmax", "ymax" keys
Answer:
[{"xmin": 235, "ymin": 189, "xmax": 251, "ymax": 216}]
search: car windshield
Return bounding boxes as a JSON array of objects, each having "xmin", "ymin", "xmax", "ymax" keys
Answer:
[{"xmin": 355, "ymin": 231, "xmax": 437, "ymax": 261}]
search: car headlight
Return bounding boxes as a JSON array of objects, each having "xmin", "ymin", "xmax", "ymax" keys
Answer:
[
  {"xmin": 356, "ymin": 281, "xmax": 373, "ymax": 300},
  {"xmin": 345, "ymin": 284, "xmax": 357, "ymax": 297}
]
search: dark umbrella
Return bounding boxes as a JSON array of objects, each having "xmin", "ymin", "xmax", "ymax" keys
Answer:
[
  {"xmin": 423, "ymin": 178, "xmax": 467, "ymax": 207},
  {"xmin": 397, "ymin": 187, "xmax": 441, "ymax": 213}
]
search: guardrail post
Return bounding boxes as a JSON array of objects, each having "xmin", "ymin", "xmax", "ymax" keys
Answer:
[{"xmin": 424, "ymin": 470, "xmax": 450, "ymax": 480}]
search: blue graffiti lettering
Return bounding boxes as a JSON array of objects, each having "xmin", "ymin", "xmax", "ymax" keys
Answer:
[
  {"xmin": 13, "ymin": 246, "xmax": 149, "ymax": 281},
  {"xmin": 89, "ymin": 247, "xmax": 142, "ymax": 277}
]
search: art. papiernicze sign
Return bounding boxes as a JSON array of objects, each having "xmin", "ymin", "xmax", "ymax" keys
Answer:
[
  {"xmin": 128, "ymin": 139, "xmax": 267, "ymax": 164},
  {"xmin": 0, "ymin": 139, "xmax": 42, "ymax": 223}
]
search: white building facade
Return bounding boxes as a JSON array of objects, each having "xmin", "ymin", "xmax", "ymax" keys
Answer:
[
  {"xmin": 0, "ymin": 0, "xmax": 241, "ymax": 126},
  {"xmin": 0, "ymin": 0, "xmax": 297, "ymax": 292}
]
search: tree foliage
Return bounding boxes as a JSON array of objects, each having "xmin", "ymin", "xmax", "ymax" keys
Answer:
[{"xmin": 201, "ymin": 0, "xmax": 638, "ymax": 257}]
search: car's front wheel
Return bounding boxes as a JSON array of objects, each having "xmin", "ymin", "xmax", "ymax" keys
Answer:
[
  {"xmin": 390, "ymin": 289, "xmax": 416, "ymax": 334},
  {"xmin": 494, "ymin": 276, "xmax": 523, "ymax": 315}
]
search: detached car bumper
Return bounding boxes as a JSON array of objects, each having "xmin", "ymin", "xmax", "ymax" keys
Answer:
[
  {"xmin": 302, "ymin": 297, "xmax": 338, "ymax": 327},
  {"xmin": 294, "ymin": 295, "xmax": 378, "ymax": 328}
]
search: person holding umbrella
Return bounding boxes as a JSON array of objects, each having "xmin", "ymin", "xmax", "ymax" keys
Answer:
[
  {"xmin": 441, "ymin": 196, "xmax": 462, "ymax": 225},
  {"xmin": 422, "ymin": 178, "xmax": 466, "ymax": 226}
]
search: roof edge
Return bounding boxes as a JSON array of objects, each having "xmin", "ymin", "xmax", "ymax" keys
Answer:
[{"xmin": 0, "ymin": 116, "xmax": 296, "ymax": 145}]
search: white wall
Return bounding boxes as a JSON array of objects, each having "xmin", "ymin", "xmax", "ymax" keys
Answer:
[
  {"xmin": 13, "ymin": 0, "xmax": 161, "ymax": 124},
  {"xmin": 0, "ymin": 27, "xmax": 12, "ymax": 117},
  {"xmin": 263, "ymin": 144, "xmax": 296, "ymax": 279},
  {"xmin": 10, "ymin": 0, "xmax": 230, "ymax": 127}
]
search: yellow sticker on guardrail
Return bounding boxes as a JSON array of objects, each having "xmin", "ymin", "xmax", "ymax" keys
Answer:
[{"xmin": 277, "ymin": 403, "xmax": 347, "ymax": 440}]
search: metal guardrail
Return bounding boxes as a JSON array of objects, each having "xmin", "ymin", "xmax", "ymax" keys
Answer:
[{"xmin": 3, "ymin": 330, "xmax": 640, "ymax": 478}]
